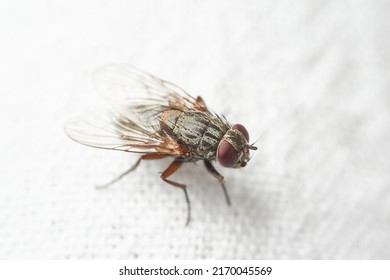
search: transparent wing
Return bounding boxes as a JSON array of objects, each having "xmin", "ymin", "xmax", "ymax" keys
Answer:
[
  {"xmin": 64, "ymin": 109, "xmax": 183, "ymax": 155},
  {"xmin": 65, "ymin": 65, "xmax": 209, "ymax": 155},
  {"xmin": 94, "ymin": 64, "xmax": 209, "ymax": 112}
]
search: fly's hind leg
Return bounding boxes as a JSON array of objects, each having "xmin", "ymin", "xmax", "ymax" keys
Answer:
[
  {"xmin": 96, "ymin": 153, "xmax": 168, "ymax": 189},
  {"xmin": 204, "ymin": 160, "xmax": 231, "ymax": 206},
  {"xmin": 160, "ymin": 160, "xmax": 191, "ymax": 226}
]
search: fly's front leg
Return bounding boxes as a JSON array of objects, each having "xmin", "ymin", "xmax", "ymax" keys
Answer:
[
  {"xmin": 160, "ymin": 160, "xmax": 191, "ymax": 226},
  {"xmin": 204, "ymin": 160, "xmax": 231, "ymax": 206},
  {"xmin": 96, "ymin": 153, "xmax": 168, "ymax": 189}
]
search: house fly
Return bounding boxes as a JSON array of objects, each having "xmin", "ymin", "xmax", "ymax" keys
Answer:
[{"xmin": 65, "ymin": 65, "xmax": 257, "ymax": 225}]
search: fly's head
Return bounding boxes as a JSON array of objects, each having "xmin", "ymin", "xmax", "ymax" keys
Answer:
[{"xmin": 217, "ymin": 124, "xmax": 257, "ymax": 168}]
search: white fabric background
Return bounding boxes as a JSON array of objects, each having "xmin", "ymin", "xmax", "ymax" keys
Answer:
[{"xmin": 1, "ymin": 0, "xmax": 389, "ymax": 259}]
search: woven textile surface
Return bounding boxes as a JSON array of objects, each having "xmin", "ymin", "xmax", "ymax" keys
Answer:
[{"xmin": 1, "ymin": 0, "xmax": 389, "ymax": 259}]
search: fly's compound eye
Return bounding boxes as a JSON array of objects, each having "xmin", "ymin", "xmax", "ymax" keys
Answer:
[
  {"xmin": 233, "ymin": 124, "xmax": 249, "ymax": 141},
  {"xmin": 217, "ymin": 140, "xmax": 238, "ymax": 167}
]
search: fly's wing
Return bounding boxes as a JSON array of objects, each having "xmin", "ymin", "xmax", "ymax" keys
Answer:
[
  {"xmin": 65, "ymin": 65, "xmax": 211, "ymax": 155},
  {"xmin": 65, "ymin": 109, "xmax": 183, "ymax": 155},
  {"xmin": 93, "ymin": 64, "xmax": 211, "ymax": 112}
]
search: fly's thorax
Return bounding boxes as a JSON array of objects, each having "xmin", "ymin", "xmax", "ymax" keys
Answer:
[
  {"xmin": 217, "ymin": 125, "xmax": 251, "ymax": 168},
  {"xmin": 159, "ymin": 109, "xmax": 229, "ymax": 160}
]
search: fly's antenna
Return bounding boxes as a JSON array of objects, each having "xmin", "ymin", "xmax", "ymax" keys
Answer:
[
  {"xmin": 249, "ymin": 130, "xmax": 265, "ymax": 150},
  {"xmin": 250, "ymin": 137, "xmax": 261, "ymax": 147}
]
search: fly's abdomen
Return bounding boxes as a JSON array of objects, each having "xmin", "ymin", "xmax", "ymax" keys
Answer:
[{"xmin": 160, "ymin": 109, "xmax": 228, "ymax": 160}]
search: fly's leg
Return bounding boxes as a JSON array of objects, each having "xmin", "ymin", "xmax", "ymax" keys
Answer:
[
  {"xmin": 96, "ymin": 158, "xmax": 141, "ymax": 190},
  {"xmin": 96, "ymin": 153, "xmax": 168, "ymax": 189},
  {"xmin": 204, "ymin": 160, "xmax": 231, "ymax": 206},
  {"xmin": 160, "ymin": 160, "xmax": 191, "ymax": 226}
]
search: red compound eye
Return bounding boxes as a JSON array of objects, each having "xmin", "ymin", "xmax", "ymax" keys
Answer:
[
  {"xmin": 233, "ymin": 124, "xmax": 249, "ymax": 141},
  {"xmin": 217, "ymin": 140, "xmax": 238, "ymax": 167}
]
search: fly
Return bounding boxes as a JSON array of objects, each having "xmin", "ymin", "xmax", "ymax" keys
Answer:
[{"xmin": 65, "ymin": 65, "xmax": 257, "ymax": 225}]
